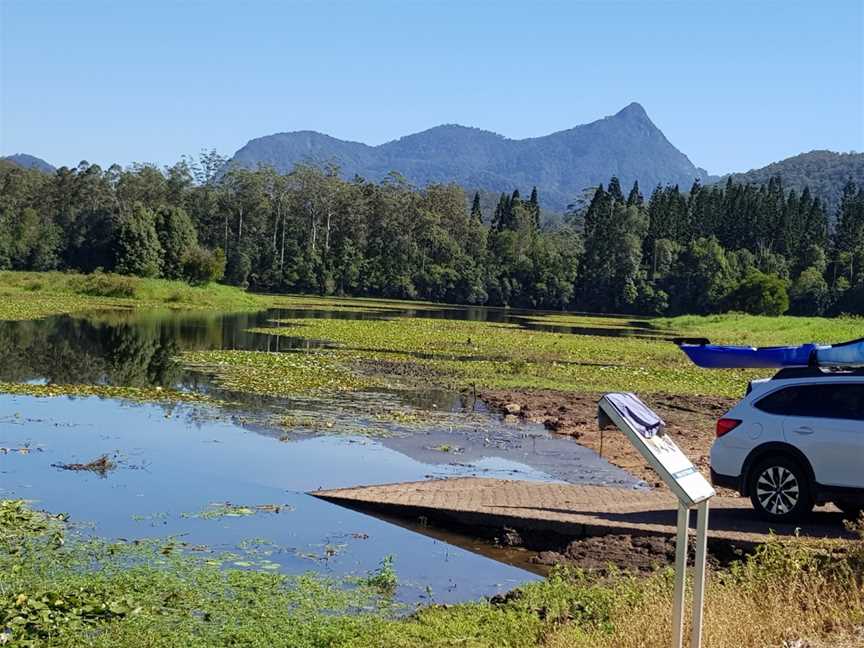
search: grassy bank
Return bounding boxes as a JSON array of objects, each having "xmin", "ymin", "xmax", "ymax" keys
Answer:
[
  {"xmin": 654, "ymin": 312, "xmax": 863, "ymax": 346},
  {"xmin": 2, "ymin": 499, "xmax": 862, "ymax": 647},
  {"xmin": 0, "ymin": 271, "xmax": 265, "ymax": 321}
]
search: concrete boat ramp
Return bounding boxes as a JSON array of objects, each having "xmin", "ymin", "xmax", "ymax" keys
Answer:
[{"xmin": 312, "ymin": 477, "xmax": 853, "ymax": 549}]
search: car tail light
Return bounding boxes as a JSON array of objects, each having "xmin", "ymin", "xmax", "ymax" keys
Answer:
[{"xmin": 716, "ymin": 418, "xmax": 742, "ymax": 438}]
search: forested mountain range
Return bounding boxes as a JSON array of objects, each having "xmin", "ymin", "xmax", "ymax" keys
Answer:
[
  {"xmin": 1, "ymin": 154, "xmax": 56, "ymax": 174},
  {"xmin": 724, "ymin": 150, "xmax": 864, "ymax": 216},
  {"xmin": 229, "ymin": 103, "xmax": 709, "ymax": 212}
]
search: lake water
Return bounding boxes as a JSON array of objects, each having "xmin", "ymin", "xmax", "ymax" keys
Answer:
[{"xmin": 0, "ymin": 306, "xmax": 645, "ymax": 604}]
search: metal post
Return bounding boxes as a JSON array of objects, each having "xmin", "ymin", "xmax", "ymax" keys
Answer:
[
  {"xmin": 690, "ymin": 500, "xmax": 710, "ymax": 648},
  {"xmin": 672, "ymin": 502, "xmax": 689, "ymax": 648}
]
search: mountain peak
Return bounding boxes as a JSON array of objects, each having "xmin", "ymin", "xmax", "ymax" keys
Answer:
[
  {"xmin": 613, "ymin": 102, "xmax": 649, "ymax": 120},
  {"xmin": 230, "ymin": 103, "xmax": 706, "ymax": 211},
  {"xmin": 1, "ymin": 153, "xmax": 56, "ymax": 173}
]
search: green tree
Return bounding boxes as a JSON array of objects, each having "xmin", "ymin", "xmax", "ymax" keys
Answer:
[
  {"xmin": 725, "ymin": 270, "xmax": 790, "ymax": 316},
  {"xmin": 114, "ymin": 205, "xmax": 163, "ymax": 277},
  {"xmin": 470, "ymin": 192, "xmax": 483, "ymax": 223},
  {"xmin": 789, "ymin": 266, "xmax": 830, "ymax": 315},
  {"xmin": 155, "ymin": 206, "xmax": 198, "ymax": 280},
  {"xmin": 578, "ymin": 184, "xmax": 646, "ymax": 311}
]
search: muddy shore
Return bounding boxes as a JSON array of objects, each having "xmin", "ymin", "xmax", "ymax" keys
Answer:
[{"xmin": 481, "ymin": 388, "xmax": 736, "ymax": 489}]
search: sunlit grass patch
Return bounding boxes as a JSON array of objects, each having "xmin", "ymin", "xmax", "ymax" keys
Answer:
[
  {"xmin": 267, "ymin": 293, "xmax": 443, "ymax": 313},
  {"xmin": 0, "ymin": 271, "xmax": 265, "ymax": 321},
  {"xmin": 652, "ymin": 312, "xmax": 864, "ymax": 346}
]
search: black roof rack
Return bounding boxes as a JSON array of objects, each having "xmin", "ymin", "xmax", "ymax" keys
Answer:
[{"xmin": 772, "ymin": 367, "xmax": 864, "ymax": 380}]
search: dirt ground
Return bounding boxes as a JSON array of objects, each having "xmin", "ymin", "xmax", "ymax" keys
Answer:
[
  {"xmin": 528, "ymin": 533, "xmax": 741, "ymax": 572},
  {"xmin": 481, "ymin": 389, "xmax": 736, "ymax": 490}
]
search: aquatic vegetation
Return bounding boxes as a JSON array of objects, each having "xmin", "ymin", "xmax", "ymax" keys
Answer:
[
  {"xmin": 0, "ymin": 500, "xmax": 66, "ymax": 548},
  {"xmin": 251, "ymin": 317, "xmax": 764, "ymax": 398},
  {"xmin": 0, "ymin": 381, "xmax": 213, "ymax": 403},
  {"xmin": 430, "ymin": 444, "xmax": 460, "ymax": 453},
  {"xmin": 180, "ymin": 350, "xmax": 369, "ymax": 396},
  {"xmin": 372, "ymin": 408, "xmax": 424, "ymax": 425},
  {"xmin": 361, "ymin": 555, "xmax": 398, "ymax": 595},
  {"xmin": 52, "ymin": 454, "xmax": 117, "ymax": 477},
  {"xmin": 182, "ymin": 502, "xmax": 294, "ymax": 519},
  {"xmin": 1, "ymin": 499, "xmax": 863, "ymax": 647}
]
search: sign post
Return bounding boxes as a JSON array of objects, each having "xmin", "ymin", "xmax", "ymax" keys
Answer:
[{"xmin": 598, "ymin": 392, "xmax": 715, "ymax": 648}]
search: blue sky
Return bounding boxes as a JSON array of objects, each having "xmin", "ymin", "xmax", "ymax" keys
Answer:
[{"xmin": 1, "ymin": 0, "xmax": 862, "ymax": 174}]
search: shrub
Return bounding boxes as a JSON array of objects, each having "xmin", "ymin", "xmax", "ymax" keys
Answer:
[
  {"xmin": 724, "ymin": 270, "xmax": 789, "ymax": 316},
  {"xmin": 69, "ymin": 272, "xmax": 138, "ymax": 298},
  {"xmin": 181, "ymin": 246, "xmax": 226, "ymax": 285}
]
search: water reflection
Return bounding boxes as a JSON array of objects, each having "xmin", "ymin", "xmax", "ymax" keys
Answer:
[{"xmin": 0, "ymin": 305, "xmax": 669, "ymax": 390}]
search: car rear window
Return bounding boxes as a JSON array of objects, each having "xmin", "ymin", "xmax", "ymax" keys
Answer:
[{"xmin": 755, "ymin": 383, "xmax": 864, "ymax": 420}]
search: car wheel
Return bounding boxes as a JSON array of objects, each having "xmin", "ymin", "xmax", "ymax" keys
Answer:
[
  {"xmin": 833, "ymin": 500, "xmax": 863, "ymax": 520},
  {"xmin": 748, "ymin": 456, "xmax": 814, "ymax": 522}
]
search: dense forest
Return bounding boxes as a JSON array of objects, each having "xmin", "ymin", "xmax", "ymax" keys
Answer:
[
  {"xmin": 1, "ymin": 153, "xmax": 862, "ymax": 316},
  {"xmin": 727, "ymin": 150, "xmax": 864, "ymax": 216}
]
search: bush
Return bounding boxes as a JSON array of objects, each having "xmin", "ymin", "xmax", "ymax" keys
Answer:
[
  {"xmin": 114, "ymin": 206, "xmax": 163, "ymax": 278},
  {"xmin": 69, "ymin": 272, "xmax": 139, "ymax": 298},
  {"xmin": 724, "ymin": 270, "xmax": 789, "ymax": 316},
  {"xmin": 181, "ymin": 246, "xmax": 226, "ymax": 286}
]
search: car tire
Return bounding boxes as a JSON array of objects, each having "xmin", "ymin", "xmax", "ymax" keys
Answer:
[
  {"xmin": 748, "ymin": 456, "xmax": 814, "ymax": 522},
  {"xmin": 833, "ymin": 500, "xmax": 863, "ymax": 520}
]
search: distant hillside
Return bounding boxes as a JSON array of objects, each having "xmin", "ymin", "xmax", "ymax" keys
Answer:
[
  {"xmin": 1, "ymin": 153, "xmax": 56, "ymax": 174},
  {"xmin": 725, "ymin": 150, "xmax": 864, "ymax": 216},
  {"xmin": 229, "ymin": 103, "xmax": 708, "ymax": 212}
]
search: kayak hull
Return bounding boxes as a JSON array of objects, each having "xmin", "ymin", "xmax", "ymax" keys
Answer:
[
  {"xmin": 679, "ymin": 343, "xmax": 817, "ymax": 369},
  {"xmin": 678, "ymin": 337, "xmax": 864, "ymax": 369}
]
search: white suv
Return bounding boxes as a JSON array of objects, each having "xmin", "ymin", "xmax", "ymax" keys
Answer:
[{"xmin": 710, "ymin": 368, "xmax": 864, "ymax": 522}]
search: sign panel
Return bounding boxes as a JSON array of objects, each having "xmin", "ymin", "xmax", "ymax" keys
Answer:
[{"xmin": 598, "ymin": 392, "xmax": 715, "ymax": 506}]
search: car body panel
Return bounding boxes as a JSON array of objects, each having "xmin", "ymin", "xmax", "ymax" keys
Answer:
[{"xmin": 710, "ymin": 374, "xmax": 864, "ymax": 501}]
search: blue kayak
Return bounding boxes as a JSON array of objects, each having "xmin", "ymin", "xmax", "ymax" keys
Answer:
[{"xmin": 676, "ymin": 337, "xmax": 864, "ymax": 369}]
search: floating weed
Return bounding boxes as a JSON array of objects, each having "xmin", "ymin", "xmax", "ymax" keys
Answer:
[
  {"xmin": 0, "ymin": 381, "xmax": 214, "ymax": 404},
  {"xmin": 0, "ymin": 443, "xmax": 42, "ymax": 455},
  {"xmin": 249, "ymin": 317, "xmax": 765, "ymax": 397},
  {"xmin": 180, "ymin": 350, "xmax": 369, "ymax": 397},
  {"xmin": 52, "ymin": 454, "xmax": 117, "ymax": 477},
  {"xmin": 429, "ymin": 444, "xmax": 461, "ymax": 453},
  {"xmin": 373, "ymin": 409, "xmax": 425, "ymax": 425},
  {"xmin": 181, "ymin": 502, "xmax": 294, "ymax": 520}
]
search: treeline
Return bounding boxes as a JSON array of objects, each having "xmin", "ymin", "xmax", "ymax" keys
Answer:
[
  {"xmin": 578, "ymin": 176, "xmax": 861, "ymax": 316},
  {"xmin": 0, "ymin": 154, "xmax": 862, "ymax": 316}
]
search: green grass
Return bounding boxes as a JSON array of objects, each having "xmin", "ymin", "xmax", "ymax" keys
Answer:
[
  {"xmin": 0, "ymin": 271, "xmax": 265, "ymax": 321},
  {"xmin": 653, "ymin": 312, "xmax": 863, "ymax": 346},
  {"xmin": 2, "ymin": 499, "xmax": 862, "ymax": 648}
]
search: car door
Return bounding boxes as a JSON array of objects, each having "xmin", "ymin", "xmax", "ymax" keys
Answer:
[{"xmin": 775, "ymin": 383, "xmax": 864, "ymax": 488}]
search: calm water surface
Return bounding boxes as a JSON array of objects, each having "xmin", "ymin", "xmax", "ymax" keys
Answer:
[{"xmin": 0, "ymin": 306, "xmax": 644, "ymax": 604}]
